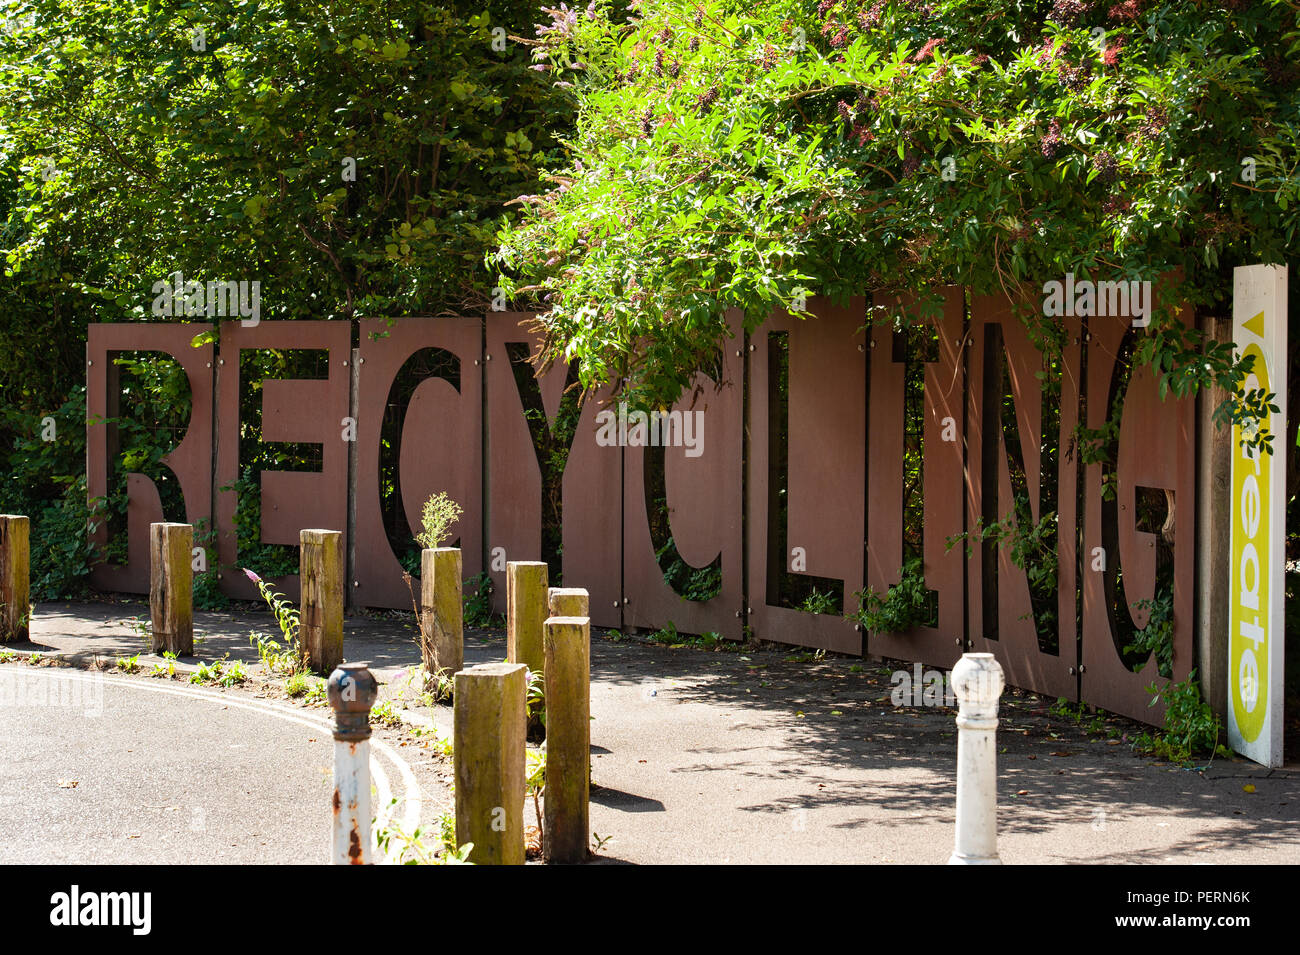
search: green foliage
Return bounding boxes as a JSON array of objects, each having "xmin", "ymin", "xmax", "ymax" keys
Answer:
[
  {"xmin": 1123, "ymin": 588, "xmax": 1175, "ymax": 678},
  {"xmin": 647, "ymin": 621, "xmax": 731, "ymax": 650},
  {"xmin": 493, "ymin": 0, "xmax": 1298, "ymax": 443},
  {"xmin": 416, "ymin": 492, "xmax": 463, "ymax": 551},
  {"xmin": 244, "ymin": 569, "xmax": 307, "ymax": 674},
  {"xmin": 149, "ymin": 651, "xmax": 178, "ymax": 679},
  {"xmin": 228, "ymin": 472, "xmax": 299, "ymax": 579},
  {"xmin": 283, "ymin": 671, "xmax": 316, "ymax": 698},
  {"xmin": 0, "ymin": 389, "xmax": 107, "ymax": 599},
  {"xmin": 302, "ymin": 677, "xmax": 328, "ymax": 706},
  {"xmin": 948, "ymin": 501, "xmax": 1059, "ymax": 640},
  {"xmin": 655, "ymin": 535, "xmax": 723, "ymax": 602},
  {"xmin": 370, "ymin": 699, "xmax": 403, "ymax": 727},
  {"xmin": 525, "ymin": 744, "xmax": 547, "ymax": 853},
  {"xmin": 189, "ymin": 656, "xmax": 245, "ymax": 686},
  {"xmin": 849, "ymin": 557, "xmax": 933, "ymax": 634},
  {"xmin": 0, "ymin": 3, "xmax": 569, "ymax": 604},
  {"xmin": 191, "ymin": 519, "xmax": 228, "ymax": 611},
  {"xmin": 375, "ymin": 799, "xmax": 473, "ymax": 865},
  {"xmin": 526, "ymin": 666, "xmax": 547, "ymax": 728},
  {"xmin": 799, "ymin": 588, "xmax": 838, "ymax": 615},
  {"xmin": 462, "ymin": 572, "xmax": 500, "ymax": 629},
  {"xmin": 1135, "ymin": 670, "xmax": 1229, "ymax": 765},
  {"xmin": 116, "ymin": 653, "xmax": 141, "ymax": 674},
  {"xmin": 2, "ymin": 0, "xmax": 568, "ymax": 324}
]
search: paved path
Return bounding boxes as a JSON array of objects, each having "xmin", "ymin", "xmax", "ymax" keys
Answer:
[
  {"xmin": 0, "ymin": 664, "xmax": 424, "ymax": 864},
  {"xmin": 10, "ymin": 600, "xmax": 1300, "ymax": 864}
]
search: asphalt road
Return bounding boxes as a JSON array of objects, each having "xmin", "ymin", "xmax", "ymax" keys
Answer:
[
  {"xmin": 10, "ymin": 601, "xmax": 1300, "ymax": 865},
  {"xmin": 0, "ymin": 664, "xmax": 422, "ymax": 864}
]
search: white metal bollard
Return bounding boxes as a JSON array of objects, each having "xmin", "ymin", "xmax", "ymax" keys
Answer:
[
  {"xmin": 948, "ymin": 652, "xmax": 1005, "ymax": 865},
  {"xmin": 327, "ymin": 663, "xmax": 378, "ymax": 865}
]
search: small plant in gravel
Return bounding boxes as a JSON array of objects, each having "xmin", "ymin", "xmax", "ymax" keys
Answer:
[
  {"xmin": 218, "ymin": 660, "xmax": 248, "ymax": 687},
  {"xmin": 0, "ymin": 648, "xmax": 15, "ymax": 663},
  {"xmin": 244, "ymin": 569, "xmax": 308, "ymax": 675},
  {"xmin": 526, "ymin": 745, "xmax": 546, "ymax": 857},
  {"xmin": 1134, "ymin": 670, "xmax": 1230, "ymax": 766},
  {"xmin": 283, "ymin": 671, "xmax": 313, "ymax": 698},
  {"xmin": 375, "ymin": 798, "xmax": 473, "ymax": 865},
  {"xmin": 370, "ymin": 699, "xmax": 402, "ymax": 727},
  {"xmin": 124, "ymin": 615, "xmax": 150, "ymax": 644},
  {"xmin": 397, "ymin": 664, "xmax": 453, "ymax": 707},
  {"xmin": 149, "ymin": 651, "xmax": 178, "ymax": 679},
  {"xmin": 302, "ymin": 678, "xmax": 328, "ymax": 706},
  {"xmin": 116, "ymin": 653, "xmax": 141, "ymax": 674},
  {"xmin": 189, "ymin": 659, "xmax": 223, "ymax": 685}
]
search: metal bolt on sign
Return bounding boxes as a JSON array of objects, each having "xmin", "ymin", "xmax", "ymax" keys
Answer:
[
  {"xmin": 327, "ymin": 662, "xmax": 379, "ymax": 865},
  {"xmin": 948, "ymin": 653, "xmax": 1005, "ymax": 865}
]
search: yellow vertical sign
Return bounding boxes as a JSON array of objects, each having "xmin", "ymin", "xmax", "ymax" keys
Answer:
[{"xmin": 1229, "ymin": 267, "xmax": 1287, "ymax": 768}]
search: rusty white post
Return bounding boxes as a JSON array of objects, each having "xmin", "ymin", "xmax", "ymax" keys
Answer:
[
  {"xmin": 948, "ymin": 652, "xmax": 1005, "ymax": 865},
  {"xmin": 327, "ymin": 662, "xmax": 378, "ymax": 865}
]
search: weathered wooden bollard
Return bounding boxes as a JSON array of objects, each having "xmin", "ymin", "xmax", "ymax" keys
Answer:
[
  {"xmin": 543, "ymin": 615, "xmax": 591, "ymax": 864},
  {"xmin": 948, "ymin": 652, "xmax": 1005, "ymax": 865},
  {"xmin": 327, "ymin": 662, "xmax": 378, "ymax": 865},
  {"xmin": 454, "ymin": 662, "xmax": 526, "ymax": 865},
  {"xmin": 300, "ymin": 529, "xmax": 344, "ymax": 674},
  {"xmin": 420, "ymin": 547, "xmax": 463, "ymax": 677},
  {"xmin": 548, "ymin": 587, "xmax": 590, "ymax": 618},
  {"xmin": 149, "ymin": 522, "xmax": 193, "ymax": 656},
  {"xmin": 507, "ymin": 561, "xmax": 548, "ymax": 676},
  {"xmin": 0, "ymin": 515, "xmax": 30, "ymax": 643}
]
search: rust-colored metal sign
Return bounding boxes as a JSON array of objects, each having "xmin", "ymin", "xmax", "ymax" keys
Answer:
[
  {"xmin": 215, "ymin": 321, "xmax": 351, "ymax": 603},
  {"xmin": 86, "ymin": 323, "xmax": 214, "ymax": 594},
  {"xmin": 353, "ymin": 316, "xmax": 483, "ymax": 609}
]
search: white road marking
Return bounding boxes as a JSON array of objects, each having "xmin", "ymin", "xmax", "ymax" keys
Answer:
[{"xmin": 1, "ymin": 665, "xmax": 423, "ymax": 863}]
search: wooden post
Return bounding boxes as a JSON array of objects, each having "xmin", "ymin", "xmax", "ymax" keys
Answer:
[
  {"xmin": 543, "ymin": 615, "xmax": 590, "ymax": 864},
  {"xmin": 421, "ymin": 547, "xmax": 463, "ymax": 677},
  {"xmin": 1195, "ymin": 314, "xmax": 1233, "ymax": 718},
  {"xmin": 300, "ymin": 529, "xmax": 344, "ymax": 674},
  {"xmin": 0, "ymin": 515, "xmax": 30, "ymax": 643},
  {"xmin": 548, "ymin": 587, "xmax": 590, "ymax": 618},
  {"xmin": 454, "ymin": 662, "xmax": 526, "ymax": 865},
  {"xmin": 149, "ymin": 522, "xmax": 193, "ymax": 656},
  {"xmin": 507, "ymin": 561, "xmax": 548, "ymax": 675}
]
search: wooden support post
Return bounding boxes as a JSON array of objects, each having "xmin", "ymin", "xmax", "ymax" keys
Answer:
[
  {"xmin": 1195, "ymin": 314, "xmax": 1233, "ymax": 719},
  {"xmin": 0, "ymin": 515, "xmax": 30, "ymax": 643},
  {"xmin": 507, "ymin": 561, "xmax": 548, "ymax": 675},
  {"xmin": 421, "ymin": 547, "xmax": 463, "ymax": 677},
  {"xmin": 548, "ymin": 587, "xmax": 590, "ymax": 618},
  {"xmin": 300, "ymin": 529, "xmax": 344, "ymax": 675},
  {"xmin": 149, "ymin": 522, "xmax": 193, "ymax": 656},
  {"xmin": 543, "ymin": 615, "xmax": 591, "ymax": 864},
  {"xmin": 454, "ymin": 662, "xmax": 526, "ymax": 865}
]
